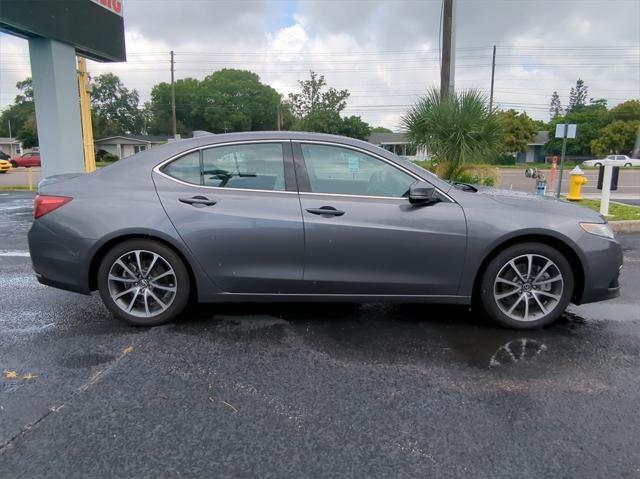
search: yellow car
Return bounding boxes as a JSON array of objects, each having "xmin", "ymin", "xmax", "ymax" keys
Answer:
[{"xmin": 0, "ymin": 159, "xmax": 12, "ymax": 173}]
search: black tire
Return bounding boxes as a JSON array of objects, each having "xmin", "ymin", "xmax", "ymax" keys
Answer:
[
  {"xmin": 625, "ymin": 163, "xmax": 632, "ymax": 167},
  {"xmin": 479, "ymin": 242, "xmax": 574, "ymax": 329},
  {"xmin": 0, "ymin": 170, "xmax": 6, "ymax": 174},
  {"xmin": 594, "ymin": 162, "xmax": 602, "ymax": 168},
  {"xmin": 10, "ymin": 161, "xmax": 17, "ymax": 168},
  {"xmin": 97, "ymin": 239, "xmax": 191, "ymax": 326}
]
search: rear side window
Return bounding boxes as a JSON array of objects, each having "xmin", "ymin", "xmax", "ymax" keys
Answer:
[
  {"xmin": 202, "ymin": 143, "xmax": 285, "ymax": 191},
  {"xmin": 162, "ymin": 151, "xmax": 200, "ymax": 185},
  {"xmin": 161, "ymin": 143, "xmax": 286, "ymax": 191}
]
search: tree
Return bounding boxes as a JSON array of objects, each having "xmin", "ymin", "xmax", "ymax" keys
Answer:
[
  {"xmin": 371, "ymin": 126, "xmax": 393, "ymax": 133},
  {"xmin": 193, "ymin": 69, "xmax": 280, "ymax": 133},
  {"xmin": 337, "ymin": 115, "xmax": 372, "ymax": 140},
  {"xmin": 287, "ymin": 71, "xmax": 371, "ymax": 139},
  {"xmin": 402, "ymin": 88, "xmax": 502, "ymax": 180},
  {"xmin": 287, "ymin": 71, "xmax": 349, "ymax": 118},
  {"xmin": 590, "ymin": 120, "xmax": 640, "ymax": 157},
  {"xmin": 567, "ymin": 78, "xmax": 588, "ymax": 113},
  {"xmin": 545, "ymin": 102, "xmax": 609, "ymax": 156},
  {"xmin": 91, "ymin": 73, "xmax": 145, "ymax": 137},
  {"xmin": 0, "ymin": 78, "xmax": 38, "ymax": 147},
  {"xmin": 549, "ymin": 91, "xmax": 562, "ymax": 119},
  {"xmin": 496, "ymin": 109, "xmax": 541, "ymax": 153},
  {"xmin": 147, "ymin": 78, "xmax": 202, "ymax": 135},
  {"xmin": 609, "ymin": 100, "xmax": 640, "ymax": 122}
]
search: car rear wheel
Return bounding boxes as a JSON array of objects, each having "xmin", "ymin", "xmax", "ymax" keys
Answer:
[
  {"xmin": 594, "ymin": 162, "xmax": 602, "ymax": 168},
  {"xmin": 625, "ymin": 163, "xmax": 632, "ymax": 167},
  {"xmin": 10, "ymin": 161, "xmax": 17, "ymax": 168},
  {"xmin": 480, "ymin": 243, "xmax": 574, "ymax": 329},
  {"xmin": 97, "ymin": 239, "xmax": 191, "ymax": 326}
]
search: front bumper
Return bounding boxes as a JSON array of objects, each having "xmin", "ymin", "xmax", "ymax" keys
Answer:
[{"xmin": 575, "ymin": 234, "xmax": 623, "ymax": 304}]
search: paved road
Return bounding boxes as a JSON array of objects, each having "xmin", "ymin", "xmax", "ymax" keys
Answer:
[
  {"xmin": 1, "ymin": 191, "xmax": 640, "ymax": 478},
  {"xmin": 0, "ymin": 168, "xmax": 40, "ymax": 189},
  {"xmin": 497, "ymin": 168, "xmax": 640, "ymax": 196}
]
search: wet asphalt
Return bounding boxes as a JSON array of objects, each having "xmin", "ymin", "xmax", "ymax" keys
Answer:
[{"xmin": 1, "ymin": 191, "xmax": 639, "ymax": 478}]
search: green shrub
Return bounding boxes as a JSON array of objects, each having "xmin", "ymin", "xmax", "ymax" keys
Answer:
[
  {"xmin": 102, "ymin": 153, "xmax": 119, "ymax": 163},
  {"xmin": 491, "ymin": 153, "xmax": 517, "ymax": 166}
]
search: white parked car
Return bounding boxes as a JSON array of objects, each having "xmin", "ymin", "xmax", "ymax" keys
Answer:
[{"xmin": 582, "ymin": 155, "xmax": 640, "ymax": 168}]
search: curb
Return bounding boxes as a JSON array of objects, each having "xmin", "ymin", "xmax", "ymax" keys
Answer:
[{"xmin": 610, "ymin": 220, "xmax": 640, "ymax": 233}]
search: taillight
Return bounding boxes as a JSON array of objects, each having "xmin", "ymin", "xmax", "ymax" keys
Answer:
[{"xmin": 34, "ymin": 195, "xmax": 73, "ymax": 219}]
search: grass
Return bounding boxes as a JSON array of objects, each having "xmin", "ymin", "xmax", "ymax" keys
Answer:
[
  {"xmin": 0, "ymin": 185, "xmax": 34, "ymax": 191},
  {"xmin": 571, "ymin": 198, "xmax": 640, "ymax": 221}
]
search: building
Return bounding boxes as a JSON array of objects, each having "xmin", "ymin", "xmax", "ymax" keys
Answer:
[
  {"xmin": 516, "ymin": 131, "xmax": 549, "ymax": 163},
  {"xmin": 367, "ymin": 132, "xmax": 428, "ymax": 160},
  {"xmin": 94, "ymin": 135, "xmax": 169, "ymax": 159},
  {"xmin": 0, "ymin": 137, "xmax": 23, "ymax": 157}
]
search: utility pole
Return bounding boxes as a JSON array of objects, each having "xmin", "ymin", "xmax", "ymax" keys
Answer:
[
  {"xmin": 489, "ymin": 45, "xmax": 496, "ymax": 111},
  {"xmin": 170, "ymin": 50, "xmax": 177, "ymax": 139},
  {"xmin": 440, "ymin": 0, "xmax": 456, "ymax": 98},
  {"xmin": 7, "ymin": 120, "xmax": 11, "ymax": 140},
  {"xmin": 276, "ymin": 105, "xmax": 282, "ymax": 131}
]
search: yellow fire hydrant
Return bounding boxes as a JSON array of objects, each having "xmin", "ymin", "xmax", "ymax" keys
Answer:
[{"xmin": 566, "ymin": 166, "xmax": 588, "ymax": 201}]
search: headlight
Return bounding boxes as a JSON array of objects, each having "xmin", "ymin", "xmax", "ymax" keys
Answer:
[{"xmin": 580, "ymin": 222, "xmax": 615, "ymax": 239}]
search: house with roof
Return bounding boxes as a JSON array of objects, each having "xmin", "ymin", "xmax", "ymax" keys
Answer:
[
  {"xmin": 367, "ymin": 132, "xmax": 428, "ymax": 160},
  {"xmin": 517, "ymin": 131, "xmax": 549, "ymax": 163},
  {"xmin": 0, "ymin": 137, "xmax": 23, "ymax": 157},
  {"xmin": 94, "ymin": 135, "xmax": 170, "ymax": 159}
]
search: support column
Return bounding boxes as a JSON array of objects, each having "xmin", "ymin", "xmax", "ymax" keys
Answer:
[{"xmin": 28, "ymin": 38, "xmax": 84, "ymax": 177}]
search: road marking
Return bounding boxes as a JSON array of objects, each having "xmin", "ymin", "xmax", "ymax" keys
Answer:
[{"xmin": 0, "ymin": 250, "xmax": 31, "ymax": 257}]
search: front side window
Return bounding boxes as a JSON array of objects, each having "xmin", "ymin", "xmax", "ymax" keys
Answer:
[
  {"xmin": 300, "ymin": 144, "xmax": 415, "ymax": 197},
  {"xmin": 161, "ymin": 143, "xmax": 286, "ymax": 191}
]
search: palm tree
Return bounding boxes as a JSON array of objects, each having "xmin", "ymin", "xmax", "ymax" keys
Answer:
[{"xmin": 402, "ymin": 88, "xmax": 502, "ymax": 180}]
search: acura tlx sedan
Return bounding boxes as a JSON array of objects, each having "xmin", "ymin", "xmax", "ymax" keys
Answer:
[{"xmin": 28, "ymin": 132, "xmax": 623, "ymax": 329}]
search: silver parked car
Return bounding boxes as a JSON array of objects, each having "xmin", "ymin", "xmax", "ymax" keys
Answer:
[{"xmin": 28, "ymin": 132, "xmax": 623, "ymax": 329}]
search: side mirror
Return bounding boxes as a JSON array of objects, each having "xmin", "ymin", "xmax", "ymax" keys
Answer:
[{"xmin": 409, "ymin": 181, "xmax": 438, "ymax": 205}]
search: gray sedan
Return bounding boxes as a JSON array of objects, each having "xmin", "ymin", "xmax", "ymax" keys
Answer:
[{"xmin": 28, "ymin": 132, "xmax": 623, "ymax": 329}]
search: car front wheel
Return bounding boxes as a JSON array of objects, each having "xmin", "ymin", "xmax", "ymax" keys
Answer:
[
  {"xmin": 97, "ymin": 239, "xmax": 191, "ymax": 326},
  {"xmin": 480, "ymin": 243, "xmax": 574, "ymax": 329},
  {"xmin": 625, "ymin": 163, "xmax": 632, "ymax": 167}
]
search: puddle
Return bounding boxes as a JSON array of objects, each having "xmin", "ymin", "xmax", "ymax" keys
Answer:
[
  {"xmin": 489, "ymin": 339, "xmax": 548, "ymax": 367},
  {"xmin": 60, "ymin": 353, "xmax": 116, "ymax": 368}
]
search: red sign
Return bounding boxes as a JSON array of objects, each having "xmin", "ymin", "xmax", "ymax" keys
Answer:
[{"xmin": 90, "ymin": 0, "xmax": 122, "ymax": 16}]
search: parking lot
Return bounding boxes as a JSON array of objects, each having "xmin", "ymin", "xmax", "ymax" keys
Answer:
[{"xmin": 1, "ymin": 190, "xmax": 639, "ymax": 478}]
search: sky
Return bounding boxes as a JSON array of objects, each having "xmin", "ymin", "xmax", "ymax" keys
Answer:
[{"xmin": 1, "ymin": 0, "xmax": 639, "ymax": 130}]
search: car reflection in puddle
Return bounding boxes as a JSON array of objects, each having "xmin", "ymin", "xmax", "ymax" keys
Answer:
[{"xmin": 488, "ymin": 338, "xmax": 548, "ymax": 368}]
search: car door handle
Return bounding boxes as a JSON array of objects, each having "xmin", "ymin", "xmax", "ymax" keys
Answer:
[
  {"xmin": 306, "ymin": 206, "xmax": 345, "ymax": 217},
  {"xmin": 179, "ymin": 196, "xmax": 217, "ymax": 207}
]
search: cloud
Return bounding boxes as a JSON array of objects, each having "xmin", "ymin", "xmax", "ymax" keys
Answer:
[{"xmin": 1, "ymin": 0, "xmax": 639, "ymax": 129}]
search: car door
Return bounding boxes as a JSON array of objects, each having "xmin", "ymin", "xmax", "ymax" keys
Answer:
[
  {"xmin": 293, "ymin": 142, "xmax": 467, "ymax": 296},
  {"xmin": 153, "ymin": 141, "xmax": 305, "ymax": 294}
]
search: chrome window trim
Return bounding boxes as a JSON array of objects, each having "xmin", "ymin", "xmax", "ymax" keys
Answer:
[
  {"xmin": 153, "ymin": 140, "xmax": 296, "ymax": 195},
  {"xmin": 152, "ymin": 138, "xmax": 454, "ymax": 202},
  {"xmin": 293, "ymin": 139, "xmax": 455, "ymax": 202}
]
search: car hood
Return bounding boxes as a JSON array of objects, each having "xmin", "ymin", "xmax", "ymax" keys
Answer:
[{"xmin": 464, "ymin": 185, "xmax": 606, "ymax": 223}]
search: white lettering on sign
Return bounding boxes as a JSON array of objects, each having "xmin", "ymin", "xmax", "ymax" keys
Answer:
[{"xmin": 90, "ymin": 0, "xmax": 123, "ymax": 16}]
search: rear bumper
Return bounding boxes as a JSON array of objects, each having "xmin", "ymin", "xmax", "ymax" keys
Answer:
[
  {"xmin": 28, "ymin": 219, "xmax": 95, "ymax": 295},
  {"xmin": 576, "ymin": 235, "xmax": 624, "ymax": 304}
]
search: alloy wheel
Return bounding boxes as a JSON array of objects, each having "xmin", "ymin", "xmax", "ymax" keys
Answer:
[
  {"xmin": 107, "ymin": 249, "xmax": 177, "ymax": 318},
  {"xmin": 493, "ymin": 254, "xmax": 564, "ymax": 322}
]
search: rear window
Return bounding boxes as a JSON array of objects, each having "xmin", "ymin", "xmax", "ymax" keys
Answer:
[{"xmin": 161, "ymin": 143, "xmax": 286, "ymax": 191}]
